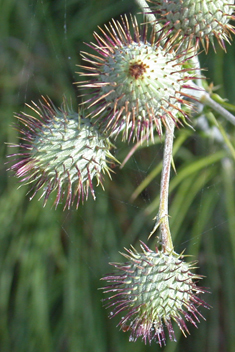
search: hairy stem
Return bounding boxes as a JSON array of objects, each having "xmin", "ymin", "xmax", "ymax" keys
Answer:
[
  {"xmin": 151, "ymin": 119, "xmax": 174, "ymax": 252},
  {"xmin": 190, "ymin": 54, "xmax": 203, "ymax": 89},
  {"xmin": 134, "ymin": 0, "xmax": 162, "ymax": 32}
]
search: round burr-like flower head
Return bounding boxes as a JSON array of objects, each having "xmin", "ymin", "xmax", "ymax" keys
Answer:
[
  {"xmin": 148, "ymin": 0, "xmax": 235, "ymax": 52},
  {"xmin": 101, "ymin": 241, "xmax": 209, "ymax": 346},
  {"xmin": 77, "ymin": 15, "xmax": 198, "ymax": 143},
  {"xmin": 8, "ymin": 97, "xmax": 117, "ymax": 209}
]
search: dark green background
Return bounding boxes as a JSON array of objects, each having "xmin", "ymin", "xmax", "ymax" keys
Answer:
[{"xmin": 1, "ymin": 1, "xmax": 235, "ymax": 351}]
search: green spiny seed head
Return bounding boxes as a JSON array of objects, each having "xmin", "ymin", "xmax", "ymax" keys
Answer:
[
  {"xmin": 101, "ymin": 241, "xmax": 209, "ymax": 346},
  {"xmin": 77, "ymin": 15, "xmax": 197, "ymax": 143},
  {"xmin": 148, "ymin": 0, "xmax": 235, "ymax": 52},
  {"xmin": 8, "ymin": 96, "xmax": 117, "ymax": 209}
]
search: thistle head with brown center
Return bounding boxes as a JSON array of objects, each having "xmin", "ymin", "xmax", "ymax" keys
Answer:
[{"xmin": 77, "ymin": 15, "xmax": 202, "ymax": 144}]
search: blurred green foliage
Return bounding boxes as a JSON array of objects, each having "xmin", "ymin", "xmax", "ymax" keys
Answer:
[{"xmin": 1, "ymin": 0, "xmax": 235, "ymax": 351}]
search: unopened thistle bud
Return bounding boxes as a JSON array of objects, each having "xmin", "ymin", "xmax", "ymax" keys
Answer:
[
  {"xmin": 8, "ymin": 97, "xmax": 117, "ymax": 209},
  {"xmin": 77, "ymin": 15, "xmax": 199, "ymax": 143},
  {"xmin": 101, "ymin": 241, "xmax": 209, "ymax": 346},
  {"xmin": 148, "ymin": 0, "xmax": 235, "ymax": 52}
]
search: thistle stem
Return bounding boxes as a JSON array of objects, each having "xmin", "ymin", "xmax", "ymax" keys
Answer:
[
  {"xmin": 153, "ymin": 119, "xmax": 175, "ymax": 252},
  {"xmin": 190, "ymin": 54, "xmax": 203, "ymax": 89},
  {"xmin": 134, "ymin": 0, "xmax": 162, "ymax": 33}
]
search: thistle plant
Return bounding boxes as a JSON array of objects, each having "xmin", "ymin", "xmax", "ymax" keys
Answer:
[{"xmin": 6, "ymin": 0, "xmax": 235, "ymax": 348}]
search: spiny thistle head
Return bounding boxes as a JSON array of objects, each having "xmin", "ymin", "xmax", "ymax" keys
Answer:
[
  {"xmin": 147, "ymin": 0, "xmax": 235, "ymax": 52},
  {"xmin": 77, "ymin": 15, "xmax": 199, "ymax": 143},
  {"xmin": 8, "ymin": 96, "xmax": 117, "ymax": 209},
  {"xmin": 101, "ymin": 241, "xmax": 209, "ymax": 346}
]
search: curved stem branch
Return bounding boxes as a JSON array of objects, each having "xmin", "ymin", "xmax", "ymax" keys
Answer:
[
  {"xmin": 182, "ymin": 82, "xmax": 235, "ymax": 126},
  {"xmin": 201, "ymin": 93, "xmax": 235, "ymax": 126}
]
